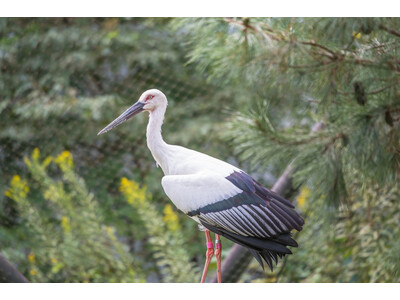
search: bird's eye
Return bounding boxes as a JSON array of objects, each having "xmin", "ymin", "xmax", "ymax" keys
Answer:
[{"xmin": 146, "ymin": 95, "xmax": 154, "ymax": 101}]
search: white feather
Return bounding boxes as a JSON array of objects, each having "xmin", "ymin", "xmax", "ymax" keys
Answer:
[{"xmin": 162, "ymin": 170, "xmax": 241, "ymax": 214}]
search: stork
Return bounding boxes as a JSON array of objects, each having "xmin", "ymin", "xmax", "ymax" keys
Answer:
[{"xmin": 98, "ymin": 89, "xmax": 304, "ymax": 283}]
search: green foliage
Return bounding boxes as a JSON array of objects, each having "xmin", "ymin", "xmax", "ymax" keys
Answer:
[
  {"xmin": 274, "ymin": 175, "xmax": 400, "ymax": 283},
  {"xmin": 120, "ymin": 178, "xmax": 199, "ymax": 282},
  {"xmin": 2, "ymin": 148, "xmax": 199, "ymax": 282},
  {"xmin": 3, "ymin": 149, "xmax": 141, "ymax": 282}
]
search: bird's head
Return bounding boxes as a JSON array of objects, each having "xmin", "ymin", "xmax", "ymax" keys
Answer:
[
  {"xmin": 139, "ymin": 88, "xmax": 167, "ymax": 112},
  {"xmin": 97, "ymin": 89, "xmax": 167, "ymax": 135}
]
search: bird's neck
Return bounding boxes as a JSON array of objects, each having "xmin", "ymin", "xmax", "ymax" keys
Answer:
[{"xmin": 146, "ymin": 105, "xmax": 170, "ymax": 174}]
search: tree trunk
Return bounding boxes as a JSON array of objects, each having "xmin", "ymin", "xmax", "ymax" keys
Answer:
[{"xmin": 0, "ymin": 253, "xmax": 29, "ymax": 283}]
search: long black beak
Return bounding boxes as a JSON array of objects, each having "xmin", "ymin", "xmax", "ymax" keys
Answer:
[{"xmin": 97, "ymin": 101, "xmax": 145, "ymax": 135}]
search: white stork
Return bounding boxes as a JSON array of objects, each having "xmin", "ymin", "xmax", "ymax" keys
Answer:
[{"xmin": 98, "ymin": 89, "xmax": 304, "ymax": 283}]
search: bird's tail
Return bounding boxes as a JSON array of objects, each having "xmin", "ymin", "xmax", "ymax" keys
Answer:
[
  {"xmin": 247, "ymin": 233, "xmax": 297, "ymax": 271},
  {"xmin": 201, "ymin": 222, "xmax": 297, "ymax": 271}
]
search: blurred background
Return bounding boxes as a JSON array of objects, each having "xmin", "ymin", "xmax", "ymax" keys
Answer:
[{"xmin": 0, "ymin": 17, "xmax": 399, "ymax": 283}]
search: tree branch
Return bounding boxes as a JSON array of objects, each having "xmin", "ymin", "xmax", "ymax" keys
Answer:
[
  {"xmin": 224, "ymin": 18, "xmax": 400, "ymax": 72},
  {"xmin": 380, "ymin": 25, "xmax": 400, "ymax": 38},
  {"xmin": 299, "ymin": 41, "xmax": 338, "ymax": 59}
]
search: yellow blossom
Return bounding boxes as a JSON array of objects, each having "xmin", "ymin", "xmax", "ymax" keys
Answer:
[
  {"xmin": 30, "ymin": 269, "xmax": 38, "ymax": 276},
  {"xmin": 55, "ymin": 150, "xmax": 74, "ymax": 169},
  {"xmin": 163, "ymin": 204, "xmax": 180, "ymax": 232},
  {"xmin": 4, "ymin": 175, "xmax": 30, "ymax": 200},
  {"xmin": 297, "ymin": 186, "xmax": 310, "ymax": 209},
  {"xmin": 32, "ymin": 147, "xmax": 40, "ymax": 161},
  {"xmin": 120, "ymin": 177, "xmax": 147, "ymax": 205},
  {"xmin": 42, "ymin": 156, "xmax": 53, "ymax": 168},
  {"xmin": 61, "ymin": 216, "xmax": 71, "ymax": 233},
  {"xmin": 24, "ymin": 148, "xmax": 52, "ymax": 169},
  {"xmin": 28, "ymin": 252, "xmax": 35, "ymax": 263},
  {"xmin": 51, "ymin": 257, "xmax": 58, "ymax": 264}
]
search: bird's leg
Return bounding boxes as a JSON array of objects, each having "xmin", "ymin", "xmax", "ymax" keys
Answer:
[
  {"xmin": 215, "ymin": 234, "xmax": 222, "ymax": 283},
  {"xmin": 200, "ymin": 229, "xmax": 214, "ymax": 283}
]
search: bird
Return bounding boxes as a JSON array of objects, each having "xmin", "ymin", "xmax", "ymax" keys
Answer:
[{"xmin": 98, "ymin": 89, "xmax": 304, "ymax": 283}]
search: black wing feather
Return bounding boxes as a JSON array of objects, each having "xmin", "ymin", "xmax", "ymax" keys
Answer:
[
  {"xmin": 200, "ymin": 220, "xmax": 294, "ymax": 271},
  {"xmin": 190, "ymin": 171, "xmax": 304, "ymax": 271}
]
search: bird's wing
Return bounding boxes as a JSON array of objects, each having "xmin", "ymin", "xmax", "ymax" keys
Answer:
[{"xmin": 162, "ymin": 170, "xmax": 304, "ymax": 239}]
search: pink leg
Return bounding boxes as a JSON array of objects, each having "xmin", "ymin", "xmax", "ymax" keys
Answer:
[
  {"xmin": 200, "ymin": 230, "xmax": 214, "ymax": 283},
  {"xmin": 215, "ymin": 234, "xmax": 222, "ymax": 283}
]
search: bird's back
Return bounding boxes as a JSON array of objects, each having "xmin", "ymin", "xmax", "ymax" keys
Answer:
[{"xmin": 162, "ymin": 145, "xmax": 240, "ymax": 177}]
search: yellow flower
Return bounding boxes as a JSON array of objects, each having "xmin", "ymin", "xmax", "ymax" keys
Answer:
[
  {"xmin": 55, "ymin": 150, "xmax": 74, "ymax": 169},
  {"xmin": 4, "ymin": 175, "xmax": 30, "ymax": 200},
  {"xmin": 30, "ymin": 269, "xmax": 38, "ymax": 276},
  {"xmin": 24, "ymin": 148, "xmax": 52, "ymax": 169},
  {"xmin": 51, "ymin": 257, "xmax": 58, "ymax": 264},
  {"xmin": 11, "ymin": 175, "xmax": 20, "ymax": 184},
  {"xmin": 163, "ymin": 204, "xmax": 180, "ymax": 232},
  {"xmin": 28, "ymin": 252, "xmax": 35, "ymax": 263},
  {"xmin": 119, "ymin": 177, "xmax": 131, "ymax": 193},
  {"xmin": 61, "ymin": 216, "xmax": 71, "ymax": 233},
  {"xmin": 32, "ymin": 147, "xmax": 40, "ymax": 161},
  {"xmin": 42, "ymin": 156, "xmax": 53, "ymax": 168},
  {"xmin": 120, "ymin": 177, "xmax": 147, "ymax": 205},
  {"xmin": 297, "ymin": 186, "xmax": 310, "ymax": 209}
]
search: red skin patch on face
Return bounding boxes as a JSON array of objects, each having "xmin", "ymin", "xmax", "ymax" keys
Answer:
[{"xmin": 145, "ymin": 95, "xmax": 154, "ymax": 101}]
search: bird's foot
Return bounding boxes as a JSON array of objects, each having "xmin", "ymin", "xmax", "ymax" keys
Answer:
[{"xmin": 200, "ymin": 231, "xmax": 223, "ymax": 283}]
